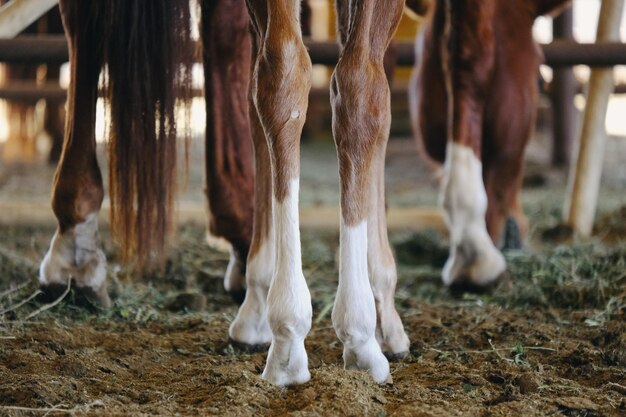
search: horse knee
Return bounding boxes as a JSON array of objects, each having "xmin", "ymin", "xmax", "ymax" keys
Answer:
[
  {"xmin": 254, "ymin": 35, "xmax": 312, "ymax": 134},
  {"xmin": 332, "ymin": 58, "xmax": 389, "ymax": 150}
]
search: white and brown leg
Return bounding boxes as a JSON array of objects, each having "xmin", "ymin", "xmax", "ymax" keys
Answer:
[
  {"xmin": 439, "ymin": 1, "xmax": 505, "ymax": 288},
  {"xmin": 39, "ymin": 0, "xmax": 109, "ymax": 306},
  {"xmin": 331, "ymin": 0, "xmax": 405, "ymax": 384},
  {"xmin": 243, "ymin": 0, "xmax": 312, "ymax": 386},
  {"xmin": 440, "ymin": 143, "xmax": 505, "ymax": 287},
  {"xmin": 228, "ymin": 63, "xmax": 274, "ymax": 346}
]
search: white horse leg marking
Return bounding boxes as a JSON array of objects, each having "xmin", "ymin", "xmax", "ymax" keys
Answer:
[
  {"xmin": 333, "ymin": 219, "xmax": 391, "ymax": 384},
  {"xmin": 229, "ymin": 224, "xmax": 274, "ymax": 346},
  {"xmin": 441, "ymin": 143, "xmax": 506, "ymax": 286},
  {"xmin": 262, "ymin": 178, "xmax": 312, "ymax": 386},
  {"xmin": 39, "ymin": 213, "xmax": 109, "ymax": 306}
]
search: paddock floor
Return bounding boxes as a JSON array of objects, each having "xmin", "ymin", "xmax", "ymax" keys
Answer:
[{"xmin": 0, "ymin": 136, "xmax": 624, "ymax": 416}]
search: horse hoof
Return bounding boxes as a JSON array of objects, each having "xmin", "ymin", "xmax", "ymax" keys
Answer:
[
  {"xmin": 228, "ymin": 339, "xmax": 270, "ymax": 354},
  {"xmin": 447, "ymin": 270, "xmax": 511, "ymax": 297},
  {"xmin": 38, "ymin": 282, "xmax": 111, "ymax": 309},
  {"xmin": 384, "ymin": 351, "xmax": 409, "ymax": 362}
]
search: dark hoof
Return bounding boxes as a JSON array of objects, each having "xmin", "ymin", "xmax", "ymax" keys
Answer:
[
  {"xmin": 502, "ymin": 217, "xmax": 523, "ymax": 251},
  {"xmin": 38, "ymin": 282, "xmax": 110, "ymax": 309},
  {"xmin": 448, "ymin": 271, "xmax": 510, "ymax": 297},
  {"xmin": 229, "ymin": 288, "xmax": 246, "ymax": 306},
  {"xmin": 385, "ymin": 351, "xmax": 410, "ymax": 362},
  {"xmin": 228, "ymin": 339, "xmax": 270, "ymax": 354}
]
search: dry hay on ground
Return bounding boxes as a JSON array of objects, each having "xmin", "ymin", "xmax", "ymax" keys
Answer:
[{"xmin": 0, "ymin": 207, "xmax": 624, "ymax": 416}]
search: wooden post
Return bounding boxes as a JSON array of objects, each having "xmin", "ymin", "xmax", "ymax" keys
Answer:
[
  {"xmin": 564, "ymin": 0, "xmax": 625, "ymax": 236},
  {"xmin": 0, "ymin": 0, "xmax": 58, "ymax": 38},
  {"xmin": 551, "ymin": 8, "xmax": 575, "ymax": 167}
]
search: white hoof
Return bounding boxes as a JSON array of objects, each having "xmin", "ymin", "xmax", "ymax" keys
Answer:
[
  {"xmin": 262, "ymin": 335, "xmax": 310, "ymax": 386},
  {"xmin": 344, "ymin": 337, "xmax": 391, "ymax": 384},
  {"xmin": 39, "ymin": 214, "xmax": 109, "ymax": 307}
]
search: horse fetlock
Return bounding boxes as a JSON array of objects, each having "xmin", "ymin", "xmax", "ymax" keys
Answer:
[
  {"xmin": 441, "ymin": 143, "xmax": 505, "ymax": 287},
  {"xmin": 343, "ymin": 336, "xmax": 391, "ymax": 384},
  {"xmin": 262, "ymin": 334, "xmax": 310, "ymax": 386},
  {"xmin": 229, "ymin": 284, "xmax": 272, "ymax": 346},
  {"xmin": 39, "ymin": 214, "xmax": 109, "ymax": 307},
  {"xmin": 369, "ymin": 265, "xmax": 410, "ymax": 356},
  {"xmin": 377, "ymin": 306, "xmax": 410, "ymax": 357},
  {"xmin": 443, "ymin": 225, "xmax": 506, "ymax": 287}
]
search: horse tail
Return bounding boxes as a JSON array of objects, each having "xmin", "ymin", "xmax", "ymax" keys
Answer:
[{"xmin": 99, "ymin": 0, "xmax": 194, "ymax": 269}]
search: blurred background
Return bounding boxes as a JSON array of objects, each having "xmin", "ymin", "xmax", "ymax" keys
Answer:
[{"xmin": 0, "ymin": 0, "xmax": 624, "ymax": 235}]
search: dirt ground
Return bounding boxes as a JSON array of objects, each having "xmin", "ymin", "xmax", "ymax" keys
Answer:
[{"xmin": 0, "ymin": 137, "xmax": 625, "ymax": 416}]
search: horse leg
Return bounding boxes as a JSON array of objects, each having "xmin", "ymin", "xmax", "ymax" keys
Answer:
[
  {"xmin": 482, "ymin": 126, "xmax": 531, "ymax": 249},
  {"xmin": 368, "ymin": 150, "xmax": 410, "ymax": 357},
  {"xmin": 439, "ymin": 1, "xmax": 505, "ymax": 287},
  {"xmin": 336, "ymin": 0, "xmax": 409, "ymax": 359},
  {"xmin": 229, "ymin": 19, "xmax": 274, "ymax": 346},
  {"xmin": 44, "ymin": 65, "xmax": 65, "ymax": 164},
  {"xmin": 482, "ymin": 69, "xmax": 537, "ymax": 248},
  {"xmin": 200, "ymin": 0, "xmax": 254, "ymax": 301},
  {"xmin": 39, "ymin": 0, "xmax": 108, "ymax": 306},
  {"xmin": 228, "ymin": 97, "xmax": 274, "ymax": 346},
  {"xmin": 245, "ymin": 0, "xmax": 312, "ymax": 386},
  {"xmin": 331, "ymin": 0, "xmax": 405, "ymax": 383}
]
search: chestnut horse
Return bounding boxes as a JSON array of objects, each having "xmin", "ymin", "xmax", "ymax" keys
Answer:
[
  {"xmin": 409, "ymin": 0, "xmax": 571, "ymax": 288},
  {"xmin": 40, "ymin": 0, "xmax": 407, "ymax": 386}
]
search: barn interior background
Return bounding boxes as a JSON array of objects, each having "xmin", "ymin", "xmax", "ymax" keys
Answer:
[{"xmin": 0, "ymin": 0, "xmax": 624, "ymax": 416}]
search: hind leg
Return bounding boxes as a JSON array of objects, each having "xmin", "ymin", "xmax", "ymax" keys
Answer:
[
  {"xmin": 200, "ymin": 0, "xmax": 254, "ymax": 300},
  {"xmin": 228, "ymin": 104, "xmax": 273, "ymax": 345},
  {"xmin": 438, "ymin": 1, "xmax": 505, "ymax": 288},
  {"xmin": 228, "ymin": 34, "xmax": 274, "ymax": 347},
  {"xmin": 39, "ymin": 0, "xmax": 108, "ymax": 306},
  {"xmin": 440, "ymin": 144, "xmax": 505, "ymax": 287},
  {"xmin": 483, "ymin": 101, "xmax": 534, "ymax": 249}
]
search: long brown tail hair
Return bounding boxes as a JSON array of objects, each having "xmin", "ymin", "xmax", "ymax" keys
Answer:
[{"xmin": 96, "ymin": 0, "xmax": 194, "ymax": 269}]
